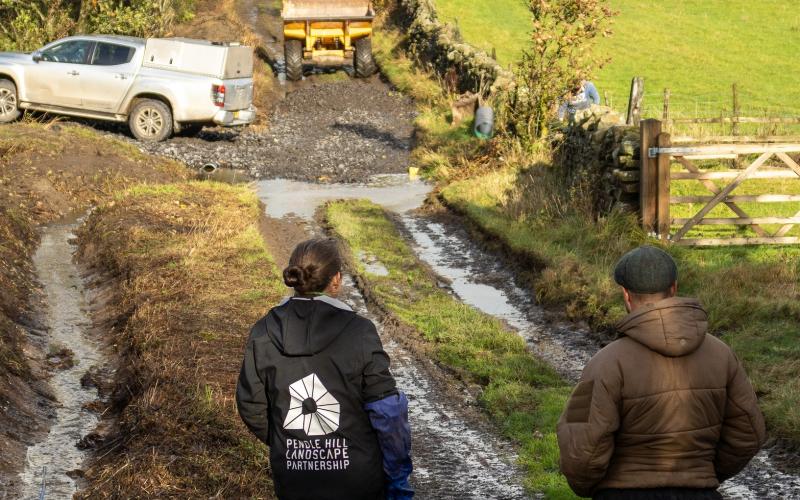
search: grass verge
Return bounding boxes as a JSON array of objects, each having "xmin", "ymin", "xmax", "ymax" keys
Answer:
[
  {"xmin": 441, "ymin": 166, "xmax": 800, "ymax": 446},
  {"xmin": 325, "ymin": 199, "xmax": 579, "ymax": 499},
  {"xmin": 75, "ymin": 182, "xmax": 284, "ymax": 498}
]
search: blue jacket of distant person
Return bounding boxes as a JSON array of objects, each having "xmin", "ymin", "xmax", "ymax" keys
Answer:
[{"xmin": 558, "ymin": 81, "xmax": 601, "ymax": 120}]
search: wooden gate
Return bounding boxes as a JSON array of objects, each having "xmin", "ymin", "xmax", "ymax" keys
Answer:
[{"xmin": 640, "ymin": 119, "xmax": 800, "ymax": 246}]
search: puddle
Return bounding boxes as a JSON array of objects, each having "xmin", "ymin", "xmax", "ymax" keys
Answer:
[
  {"xmin": 18, "ymin": 222, "xmax": 103, "ymax": 498},
  {"xmin": 400, "ymin": 214, "xmax": 596, "ymax": 381},
  {"xmin": 340, "ymin": 277, "xmax": 529, "ymax": 499},
  {"xmin": 197, "ymin": 166, "xmax": 252, "ymax": 184},
  {"xmin": 357, "ymin": 250, "xmax": 389, "ymax": 277},
  {"xmin": 257, "ymin": 174, "xmax": 430, "ymax": 220}
]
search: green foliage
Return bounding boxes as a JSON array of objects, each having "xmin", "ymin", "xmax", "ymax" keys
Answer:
[
  {"xmin": 0, "ymin": 0, "xmax": 74, "ymax": 51},
  {"xmin": 499, "ymin": 0, "xmax": 615, "ymax": 141},
  {"xmin": 0, "ymin": 0, "xmax": 195, "ymax": 52}
]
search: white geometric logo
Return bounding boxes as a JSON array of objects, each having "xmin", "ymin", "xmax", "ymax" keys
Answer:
[{"xmin": 283, "ymin": 373, "xmax": 341, "ymax": 436}]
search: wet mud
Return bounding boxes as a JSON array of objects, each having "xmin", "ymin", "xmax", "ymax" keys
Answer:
[
  {"xmin": 17, "ymin": 222, "xmax": 106, "ymax": 498},
  {"xmin": 398, "ymin": 213, "xmax": 598, "ymax": 382}
]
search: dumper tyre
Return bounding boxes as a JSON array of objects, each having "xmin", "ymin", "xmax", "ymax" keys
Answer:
[
  {"xmin": 129, "ymin": 98, "xmax": 173, "ymax": 142},
  {"xmin": 285, "ymin": 40, "xmax": 304, "ymax": 81},
  {"xmin": 0, "ymin": 80, "xmax": 21, "ymax": 124},
  {"xmin": 354, "ymin": 37, "xmax": 376, "ymax": 78}
]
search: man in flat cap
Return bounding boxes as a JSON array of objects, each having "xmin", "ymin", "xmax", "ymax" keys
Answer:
[{"xmin": 557, "ymin": 246, "xmax": 766, "ymax": 500}]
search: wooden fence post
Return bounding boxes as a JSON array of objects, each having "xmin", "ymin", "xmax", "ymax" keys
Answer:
[
  {"xmin": 640, "ymin": 119, "xmax": 662, "ymax": 233},
  {"xmin": 657, "ymin": 132, "xmax": 672, "ymax": 240},
  {"xmin": 732, "ymin": 83, "xmax": 740, "ymax": 136},
  {"xmin": 662, "ymin": 88, "xmax": 671, "ymax": 128},
  {"xmin": 627, "ymin": 77, "xmax": 644, "ymax": 125}
]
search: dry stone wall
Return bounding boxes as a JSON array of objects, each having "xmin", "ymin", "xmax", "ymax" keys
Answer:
[
  {"xmin": 552, "ymin": 106, "xmax": 641, "ymax": 215},
  {"xmin": 396, "ymin": 0, "xmax": 514, "ymax": 96}
]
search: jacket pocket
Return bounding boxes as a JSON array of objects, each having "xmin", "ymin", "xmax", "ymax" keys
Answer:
[{"xmin": 565, "ymin": 380, "xmax": 594, "ymax": 423}]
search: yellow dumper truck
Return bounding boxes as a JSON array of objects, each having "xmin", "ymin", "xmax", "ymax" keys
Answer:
[{"xmin": 282, "ymin": 0, "xmax": 376, "ymax": 80}]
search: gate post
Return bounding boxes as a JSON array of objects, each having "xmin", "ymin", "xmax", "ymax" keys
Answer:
[
  {"xmin": 640, "ymin": 119, "xmax": 662, "ymax": 234},
  {"xmin": 657, "ymin": 132, "xmax": 672, "ymax": 240}
]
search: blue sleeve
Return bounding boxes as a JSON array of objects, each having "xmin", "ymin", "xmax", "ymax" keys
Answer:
[
  {"xmin": 364, "ymin": 393, "xmax": 414, "ymax": 500},
  {"xmin": 557, "ymin": 100, "xmax": 568, "ymax": 120},
  {"xmin": 586, "ymin": 82, "xmax": 600, "ymax": 105}
]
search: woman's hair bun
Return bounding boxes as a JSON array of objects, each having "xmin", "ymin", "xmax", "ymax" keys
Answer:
[{"xmin": 283, "ymin": 265, "xmax": 308, "ymax": 288}]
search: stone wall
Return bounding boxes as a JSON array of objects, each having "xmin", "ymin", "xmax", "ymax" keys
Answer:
[
  {"xmin": 396, "ymin": 0, "xmax": 515, "ymax": 96},
  {"xmin": 552, "ymin": 106, "xmax": 641, "ymax": 215}
]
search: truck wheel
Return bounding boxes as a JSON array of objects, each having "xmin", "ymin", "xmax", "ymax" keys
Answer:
[
  {"xmin": 285, "ymin": 40, "xmax": 304, "ymax": 81},
  {"xmin": 129, "ymin": 98, "xmax": 173, "ymax": 142},
  {"xmin": 354, "ymin": 37, "xmax": 377, "ymax": 78},
  {"xmin": 0, "ymin": 80, "xmax": 21, "ymax": 124}
]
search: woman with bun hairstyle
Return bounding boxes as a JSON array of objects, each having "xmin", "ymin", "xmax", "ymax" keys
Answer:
[{"xmin": 236, "ymin": 238, "xmax": 414, "ymax": 500}]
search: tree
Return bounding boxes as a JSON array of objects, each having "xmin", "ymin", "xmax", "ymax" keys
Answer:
[{"xmin": 499, "ymin": 0, "xmax": 615, "ymax": 142}]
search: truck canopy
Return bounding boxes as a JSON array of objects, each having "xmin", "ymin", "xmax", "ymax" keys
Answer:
[
  {"xmin": 282, "ymin": 0, "xmax": 374, "ymax": 20},
  {"xmin": 143, "ymin": 38, "xmax": 253, "ymax": 80}
]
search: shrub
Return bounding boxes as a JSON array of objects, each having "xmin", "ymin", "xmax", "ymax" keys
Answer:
[
  {"xmin": 0, "ymin": 0, "xmax": 195, "ymax": 52},
  {"xmin": 498, "ymin": 0, "xmax": 615, "ymax": 141}
]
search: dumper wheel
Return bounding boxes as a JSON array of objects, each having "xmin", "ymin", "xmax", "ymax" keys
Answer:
[
  {"xmin": 354, "ymin": 37, "xmax": 377, "ymax": 78},
  {"xmin": 285, "ymin": 40, "xmax": 304, "ymax": 81}
]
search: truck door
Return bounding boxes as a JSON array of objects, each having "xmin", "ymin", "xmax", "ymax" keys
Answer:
[
  {"xmin": 81, "ymin": 42, "xmax": 139, "ymax": 113},
  {"xmin": 25, "ymin": 40, "xmax": 93, "ymax": 107}
]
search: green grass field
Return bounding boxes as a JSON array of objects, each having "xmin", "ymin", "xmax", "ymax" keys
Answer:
[{"xmin": 433, "ymin": 0, "xmax": 800, "ymax": 118}]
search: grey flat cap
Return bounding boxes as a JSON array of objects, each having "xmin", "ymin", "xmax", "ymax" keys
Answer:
[{"xmin": 613, "ymin": 246, "xmax": 678, "ymax": 294}]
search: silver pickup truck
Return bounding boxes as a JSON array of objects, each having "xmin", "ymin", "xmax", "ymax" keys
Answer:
[{"xmin": 0, "ymin": 35, "xmax": 256, "ymax": 141}]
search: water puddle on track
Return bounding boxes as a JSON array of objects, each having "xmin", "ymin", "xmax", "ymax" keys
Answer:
[
  {"xmin": 257, "ymin": 175, "xmax": 431, "ymax": 220},
  {"xmin": 18, "ymin": 222, "xmax": 103, "ymax": 498},
  {"xmin": 399, "ymin": 214, "xmax": 596, "ymax": 382},
  {"xmin": 341, "ymin": 277, "xmax": 528, "ymax": 500}
]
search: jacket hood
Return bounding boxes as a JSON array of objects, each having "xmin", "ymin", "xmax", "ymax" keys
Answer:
[
  {"xmin": 616, "ymin": 297, "xmax": 708, "ymax": 357},
  {"xmin": 269, "ymin": 296, "xmax": 356, "ymax": 356}
]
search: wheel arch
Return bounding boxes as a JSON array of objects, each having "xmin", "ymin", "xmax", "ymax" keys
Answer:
[
  {"xmin": 0, "ymin": 73, "xmax": 18, "ymax": 87},
  {"xmin": 126, "ymin": 92, "xmax": 175, "ymax": 117}
]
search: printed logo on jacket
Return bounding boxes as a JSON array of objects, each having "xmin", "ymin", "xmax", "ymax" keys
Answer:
[{"xmin": 283, "ymin": 373, "xmax": 350, "ymax": 471}]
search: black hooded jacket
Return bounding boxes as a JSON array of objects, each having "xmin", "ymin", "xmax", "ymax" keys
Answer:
[{"xmin": 236, "ymin": 296, "xmax": 398, "ymax": 500}]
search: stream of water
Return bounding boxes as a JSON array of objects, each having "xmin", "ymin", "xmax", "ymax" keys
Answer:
[{"xmin": 17, "ymin": 222, "xmax": 103, "ymax": 499}]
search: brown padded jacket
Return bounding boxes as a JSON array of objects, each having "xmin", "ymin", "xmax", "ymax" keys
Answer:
[{"xmin": 557, "ymin": 297, "xmax": 766, "ymax": 498}]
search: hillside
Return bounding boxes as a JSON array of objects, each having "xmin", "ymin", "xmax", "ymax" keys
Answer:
[{"xmin": 434, "ymin": 0, "xmax": 800, "ymax": 118}]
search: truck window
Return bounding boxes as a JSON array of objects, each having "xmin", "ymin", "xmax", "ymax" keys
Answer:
[
  {"xmin": 41, "ymin": 41, "xmax": 94, "ymax": 64},
  {"xmin": 91, "ymin": 43, "xmax": 136, "ymax": 66}
]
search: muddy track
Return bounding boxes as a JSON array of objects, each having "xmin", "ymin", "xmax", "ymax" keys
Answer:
[
  {"xmin": 257, "ymin": 181, "xmax": 531, "ymax": 499},
  {"xmin": 16, "ymin": 221, "xmax": 109, "ymax": 498},
  {"xmin": 125, "ymin": 0, "xmax": 416, "ymax": 183}
]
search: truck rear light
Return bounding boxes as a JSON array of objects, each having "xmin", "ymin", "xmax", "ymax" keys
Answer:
[{"xmin": 212, "ymin": 84, "xmax": 226, "ymax": 107}]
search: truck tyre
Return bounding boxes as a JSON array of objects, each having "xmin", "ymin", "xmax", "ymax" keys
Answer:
[
  {"xmin": 354, "ymin": 37, "xmax": 376, "ymax": 78},
  {"xmin": 129, "ymin": 98, "xmax": 173, "ymax": 142},
  {"xmin": 0, "ymin": 80, "xmax": 21, "ymax": 124},
  {"xmin": 285, "ymin": 40, "xmax": 304, "ymax": 81}
]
